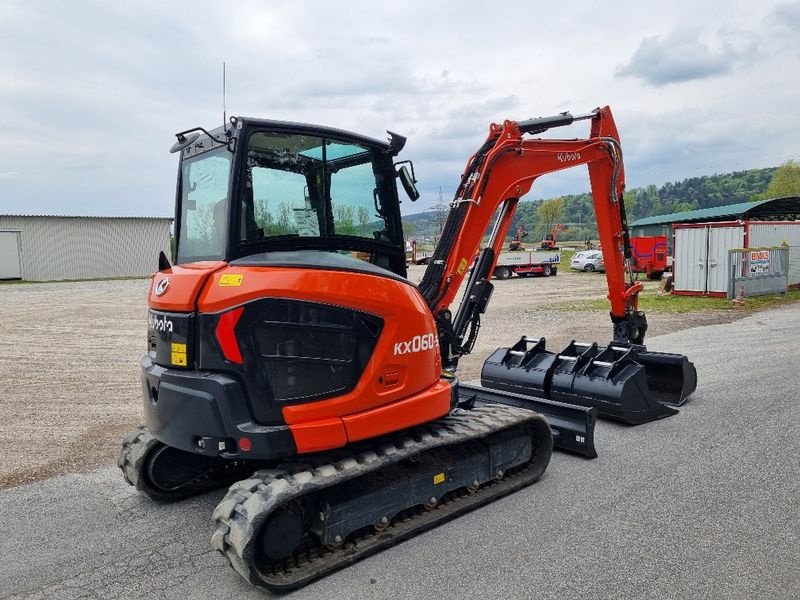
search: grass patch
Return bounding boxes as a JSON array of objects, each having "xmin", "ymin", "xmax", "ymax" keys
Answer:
[
  {"xmin": 549, "ymin": 285, "xmax": 800, "ymax": 313},
  {"xmin": 560, "ymin": 248, "xmax": 576, "ymax": 264}
]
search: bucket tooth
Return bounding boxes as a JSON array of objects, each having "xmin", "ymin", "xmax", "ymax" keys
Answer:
[{"xmin": 482, "ymin": 336, "xmax": 695, "ymax": 426}]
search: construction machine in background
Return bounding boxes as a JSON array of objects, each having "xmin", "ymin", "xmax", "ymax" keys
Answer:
[
  {"xmin": 629, "ymin": 235, "xmax": 670, "ymax": 279},
  {"xmin": 509, "ymin": 223, "xmax": 528, "ymax": 250},
  {"xmin": 119, "ymin": 106, "xmax": 696, "ymax": 592},
  {"xmin": 540, "ymin": 223, "xmax": 567, "ymax": 249}
]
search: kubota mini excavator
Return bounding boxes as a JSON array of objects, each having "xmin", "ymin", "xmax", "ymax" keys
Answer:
[
  {"xmin": 509, "ymin": 223, "xmax": 528, "ymax": 250},
  {"xmin": 119, "ymin": 106, "xmax": 695, "ymax": 592},
  {"xmin": 540, "ymin": 223, "xmax": 567, "ymax": 250}
]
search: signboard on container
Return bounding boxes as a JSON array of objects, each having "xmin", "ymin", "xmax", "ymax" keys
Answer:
[{"xmin": 749, "ymin": 250, "xmax": 770, "ymax": 274}]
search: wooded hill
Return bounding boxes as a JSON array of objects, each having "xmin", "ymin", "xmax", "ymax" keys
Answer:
[{"xmin": 404, "ymin": 167, "xmax": 777, "ymax": 243}]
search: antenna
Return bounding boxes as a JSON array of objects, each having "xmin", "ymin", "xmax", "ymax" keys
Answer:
[{"xmin": 222, "ymin": 61, "xmax": 227, "ymax": 127}]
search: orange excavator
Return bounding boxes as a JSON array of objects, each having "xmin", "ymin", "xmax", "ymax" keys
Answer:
[
  {"xmin": 119, "ymin": 107, "xmax": 696, "ymax": 592},
  {"xmin": 541, "ymin": 223, "xmax": 567, "ymax": 249},
  {"xmin": 509, "ymin": 223, "xmax": 528, "ymax": 250}
]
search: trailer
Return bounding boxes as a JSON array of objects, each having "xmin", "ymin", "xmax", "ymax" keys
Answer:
[
  {"xmin": 630, "ymin": 235, "xmax": 670, "ymax": 279},
  {"xmin": 492, "ymin": 249, "xmax": 561, "ymax": 279}
]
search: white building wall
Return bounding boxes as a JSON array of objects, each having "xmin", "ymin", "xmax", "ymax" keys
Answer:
[
  {"xmin": 748, "ymin": 222, "xmax": 800, "ymax": 285},
  {"xmin": 0, "ymin": 216, "xmax": 171, "ymax": 281}
]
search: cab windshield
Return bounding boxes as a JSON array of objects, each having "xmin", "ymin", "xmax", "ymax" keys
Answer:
[{"xmin": 238, "ymin": 131, "xmax": 398, "ymax": 250}]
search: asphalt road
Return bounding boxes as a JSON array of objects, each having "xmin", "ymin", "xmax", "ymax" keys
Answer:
[{"xmin": 1, "ymin": 305, "xmax": 798, "ymax": 600}]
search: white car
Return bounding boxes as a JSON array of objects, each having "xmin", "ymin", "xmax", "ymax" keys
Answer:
[{"xmin": 570, "ymin": 250, "xmax": 605, "ymax": 272}]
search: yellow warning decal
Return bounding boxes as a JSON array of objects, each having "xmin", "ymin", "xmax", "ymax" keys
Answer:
[
  {"xmin": 171, "ymin": 342, "xmax": 187, "ymax": 366},
  {"xmin": 433, "ymin": 472, "xmax": 446, "ymax": 485},
  {"xmin": 456, "ymin": 258, "xmax": 468, "ymax": 276},
  {"xmin": 219, "ymin": 274, "xmax": 244, "ymax": 287}
]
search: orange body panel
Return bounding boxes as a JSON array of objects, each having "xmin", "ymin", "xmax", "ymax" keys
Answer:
[
  {"xmin": 289, "ymin": 379, "xmax": 452, "ymax": 453},
  {"xmin": 148, "ymin": 261, "xmax": 227, "ymax": 312},
  {"xmin": 341, "ymin": 378, "xmax": 452, "ymax": 443},
  {"xmin": 288, "ymin": 418, "xmax": 348, "ymax": 454},
  {"xmin": 197, "ymin": 265, "xmax": 443, "ymax": 424}
]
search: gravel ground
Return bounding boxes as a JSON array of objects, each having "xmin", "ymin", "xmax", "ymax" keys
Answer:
[
  {"xmin": 0, "ymin": 269, "xmax": 758, "ymax": 489},
  {"xmin": 0, "ymin": 279, "xmax": 148, "ymax": 489},
  {"xmin": 0, "ymin": 304, "xmax": 797, "ymax": 599}
]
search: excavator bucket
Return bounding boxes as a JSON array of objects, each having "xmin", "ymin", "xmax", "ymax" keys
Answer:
[
  {"xmin": 632, "ymin": 349, "xmax": 697, "ymax": 406},
  {"xmin": 481, "ymin": 336, "xmax": 697, "ymax": 425}
]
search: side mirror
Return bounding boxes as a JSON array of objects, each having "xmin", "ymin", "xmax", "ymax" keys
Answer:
[
  {"xmin": 170, "ymin": 132, "xmax": 200, "ymax": 154},
  {"xmin": 396, "ymin": 163, "xmax": 420, "ymax": 201}
]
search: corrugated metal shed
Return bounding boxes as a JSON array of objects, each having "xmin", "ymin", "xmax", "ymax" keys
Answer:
[
  {"xmin": 0, "ymin": 215, "xmax": 171, "ymax": 281},
  {"xmin": 749, "ymin": 222, "xmax": 800, "ymax": 286},
  {"xmin": 630, "ymin": 196, "xmax": 800, "ymax": 228}
]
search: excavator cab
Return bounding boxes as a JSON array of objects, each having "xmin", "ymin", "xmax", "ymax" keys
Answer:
[{"xmin": 172, "ymin": 118, "xmax": 411, "ymax": 276}]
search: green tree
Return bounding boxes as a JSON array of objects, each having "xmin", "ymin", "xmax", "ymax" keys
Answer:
[
  {"xmin": 334, "ymin": 204, "xmax": 357, "ymax": 235},
  {"xmin": 192, "ymin": 204, "xmax": 216, "ymax": 241},
  {"xmin": 402, "ymin": 219, "xmax": 415, "ymax": 241},
  {"xmin": 357, "ymin": 206, "xmax": 371, "ymax": 228},
  {"xmin": 757, "ymin": 160, "xmax": 800, "ymax": 200},
  {"xmin": 536, "ymin": 197, "xmax": 564, "ymax": 237}
]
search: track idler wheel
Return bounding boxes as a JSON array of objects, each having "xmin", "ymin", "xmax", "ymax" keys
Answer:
[{"xmin": 118, "ymin": 426, "xmax": 252, "ymax": 502}]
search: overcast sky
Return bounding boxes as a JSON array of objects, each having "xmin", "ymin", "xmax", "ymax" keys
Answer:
[{"xmin": 1, "ymin": 1, "xmax": 798, "ymax": 217}]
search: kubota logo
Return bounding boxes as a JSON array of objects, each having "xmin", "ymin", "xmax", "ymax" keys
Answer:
[
  {"xmin": 155, "ymin": 277, "xmax": 170, "ymax": 296},
  {"xmin": 557, "ymin": 152, "xmax": 580, "ymax": 163},
  {"xmin": 149, "ymin": 312, "xmax": 173, "ymax": 333},
  {"xmin": 394, "ymin": 333, "xmax": 438, "ymax": 355}
]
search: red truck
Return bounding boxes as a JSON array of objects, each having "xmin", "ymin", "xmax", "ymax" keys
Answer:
[{"xmin": 630, "ymin": 235, "xmax": 670, "ymax": 279}]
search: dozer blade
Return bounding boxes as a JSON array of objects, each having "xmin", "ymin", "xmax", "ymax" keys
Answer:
[
  {"xmin": 481, "ymin": 336, "xmax": 697, "ymax": 425},
  {"xmin": 457, "ymin": 382, "xmax": 597, "ymax": 458}
]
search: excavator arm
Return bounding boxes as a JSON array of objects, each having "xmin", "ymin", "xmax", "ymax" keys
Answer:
[{"xmin": 418, "ymin": 106, "xmax": 646, "ymax": 369}]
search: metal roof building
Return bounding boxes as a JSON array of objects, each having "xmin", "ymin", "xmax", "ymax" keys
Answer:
[
  {"xmin": 0, "ymin": 215, "xmax": 172, "ymax": 281},
  {"xmin": 630, "ymin": 196, "xmax": 800, "ymax": 237},
  {"xmin": 628, "ymin": 197, "xmax": 800, "ymax": 296}
]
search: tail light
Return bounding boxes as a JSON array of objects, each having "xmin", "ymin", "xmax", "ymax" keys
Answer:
[{"xmin": 215, "ymin": 307, "xmax": 244, "ymax": 364}]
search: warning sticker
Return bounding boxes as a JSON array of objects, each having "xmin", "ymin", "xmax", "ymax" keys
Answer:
[
  {"xmin": 171, "ymin": 342, "xmax": 187, "ymax": 366},
  {"xmin": 456, "ymin": 258, "xmax": 468, "ymax": 276},
  {"xmin": 219, "ymin": 274, "xmax": 244, "ymax": 287},
  {"xmin": 433, "ymin": 472, "xmax": 446, "ymax": 485}
]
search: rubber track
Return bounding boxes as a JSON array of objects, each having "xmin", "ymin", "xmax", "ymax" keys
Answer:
[
  {"xmin": 211, "ymin": 405, "xmax": 552, "ymax": 592},
  {"xmin": 118, "ymin": 426, "xmax": 255, "ymax": 502},
  {"xmin": 118, "ymin": 427, "xmax": 163, "ymax": 495}
]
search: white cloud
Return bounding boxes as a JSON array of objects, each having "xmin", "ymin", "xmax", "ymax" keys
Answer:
[
  {"xmin": 615, "ymin": 29, "xmax": 736, "ymax": 86},
  {"xmin": 0, "ymin": 0, "xmax": 798, "ymax": 216}
]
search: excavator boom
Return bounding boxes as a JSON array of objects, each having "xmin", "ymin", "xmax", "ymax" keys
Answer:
[{"xmin": 419, "ymin": 107, "xmax": 647, "ymax": 366}]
